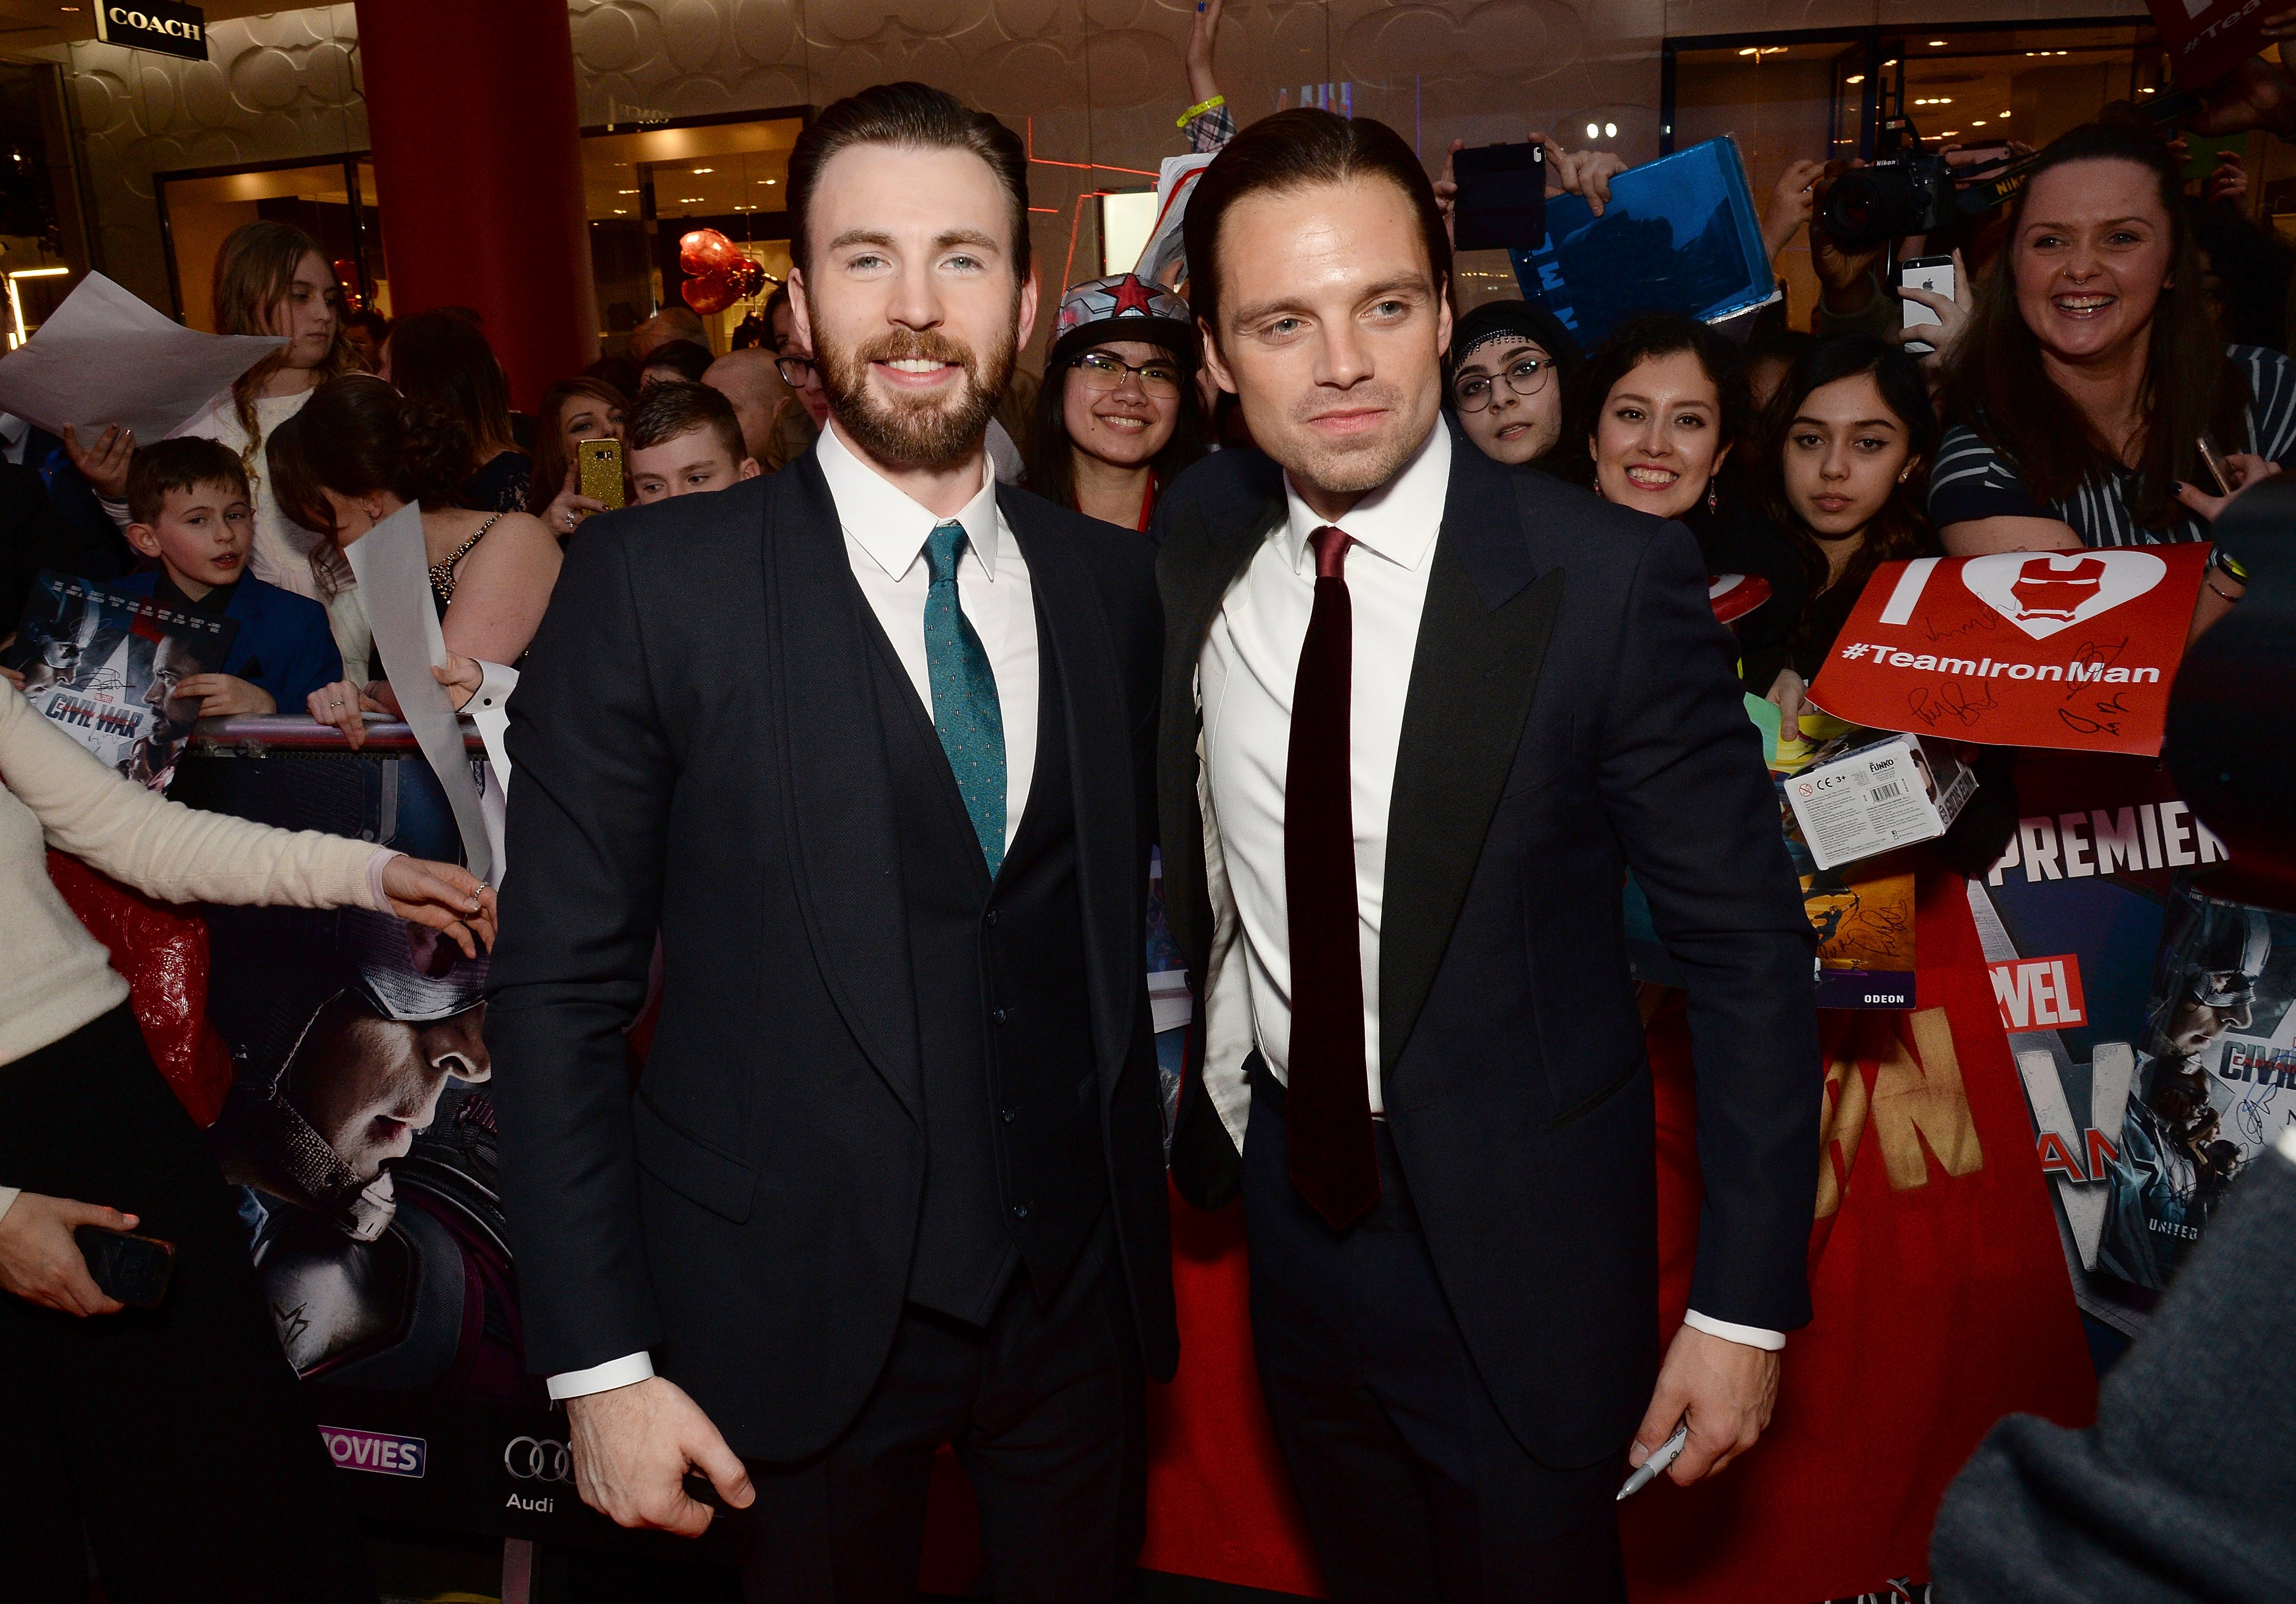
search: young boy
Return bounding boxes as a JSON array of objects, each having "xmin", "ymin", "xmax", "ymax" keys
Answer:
[
  {"xmin": 625, "ymin": 381, "xmax": 762, "ymax": 504},
  {"xmin": 111, "ymin": 437, "xmax": 342, "ymax": 716}
]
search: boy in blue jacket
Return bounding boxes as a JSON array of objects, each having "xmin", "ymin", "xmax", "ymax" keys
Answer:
[{"xmin": 111, "ymin": 437, "xmax": 341, "ymax": 715}]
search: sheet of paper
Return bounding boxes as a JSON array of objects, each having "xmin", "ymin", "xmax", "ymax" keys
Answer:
[
  {"xmin": 344, "ymin": 502, "xmax": 494, "ymax": 884},
  {"xmin": 0, "ymin": 271, "xmax": 284, "ymax": 443}
]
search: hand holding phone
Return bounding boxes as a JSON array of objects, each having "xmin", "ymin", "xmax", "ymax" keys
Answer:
[
  {"xmin": 578, "ymin": 438, "xmax": 627, "ymax": 511},
  {"xmin": 1451, "ymin": 141, "xmax": 1548, "ymax": 252},
  {"xmin": 75, "ymin": 1224, "xmax": 175, "ymax": 1307},
  {"xmin": 1898, "ymin": 254, "xmax": 1955, "ymax": 355}
]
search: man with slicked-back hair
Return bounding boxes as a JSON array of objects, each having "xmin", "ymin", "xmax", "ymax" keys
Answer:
[
  {"xmin": 1154, "ymin": 107, "xmax": 1821, "ymax": 1600},
  {"xmin": 488, "ymin": 81, "xmax": 1173, "ymax": 1599}
]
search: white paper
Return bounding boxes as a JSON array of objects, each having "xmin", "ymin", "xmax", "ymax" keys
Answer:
[
  {"xmin": 343, "ymin": 502, "xmax": 494, "ymax": 884},
  {"xmin": 1134, "ymin": 153, "xmax": 1215, "ymax": 285},
  {"xmin": 0, "ymin": 271, "xmax": 284, "ymax": 443}
]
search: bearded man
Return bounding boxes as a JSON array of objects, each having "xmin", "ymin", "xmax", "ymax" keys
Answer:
[{"xmin": 485, "ymin": 82, "xmax": 1173, "ymax": 1600}]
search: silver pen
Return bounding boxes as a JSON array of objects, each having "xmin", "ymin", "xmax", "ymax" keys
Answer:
[{"xmin": 1616, "ymin": 1422, "xmax": 1689, "ymax": 1501}]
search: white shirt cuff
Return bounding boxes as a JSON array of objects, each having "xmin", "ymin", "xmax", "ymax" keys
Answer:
[
  {"xmin": 546, "ymin": 1350, "xmax": 655, "ymax": 1400},
  {"xmin": 467, "ymin": 659, "xmax": 517, "ymax": 716},
  {"xmin": 0, "ymin": 1185, "xmax": 19, "ymax": 1226},
  {"xmin": 1683, "ymin": 1309, "xmax": 1786, "ymax": 1352}
]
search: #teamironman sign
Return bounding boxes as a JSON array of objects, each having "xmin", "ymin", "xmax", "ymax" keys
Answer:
[
  {"xmin": 1805, "ymin": 545, "xmax": 2211, "ymax": 757},
  {"xmin": 95, "ymin": 0, "xmax": 207, "ymax": 61}
]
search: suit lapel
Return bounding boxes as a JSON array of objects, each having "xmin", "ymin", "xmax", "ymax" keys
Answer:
[
  {"xmin": 1003, "ymin": 491, "xmax": 1136, "ymax": 1096},
  {"xmin": 1380, "ymin": 433, "xmax": 1565, "ymax": 1086},
  {"xmin": 1154, "ymin": 457, "xmax": 1284, "ymax": 978},
  {"xmin": 763, "ymin": 451, "xmax": 923, "ymax": 1121}
]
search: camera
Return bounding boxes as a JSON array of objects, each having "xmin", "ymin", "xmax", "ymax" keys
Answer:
[{"xmin": 1817, "ymin": 117, "xmax": 1964, "ymax": 253}]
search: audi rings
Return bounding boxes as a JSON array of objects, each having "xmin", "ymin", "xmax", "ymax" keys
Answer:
[{"xmin": 503, "ymin": 1436, "xmax": 575, "ymax": 1483}]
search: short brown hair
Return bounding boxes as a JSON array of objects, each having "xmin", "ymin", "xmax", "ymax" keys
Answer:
[
  {"xmin": 126, "ymin": 436, "xmax": 251, "ymax": 526},
  {"xmin": 786, "ymin": 82, "xmax": 1030, "ymax": 281},
  {"xmin": 1183, "ymin": 109, "xmax": 1450, "ymax": 339},
  {"xmin": 626, "ymin": 380, "xmax": 747, "ymax": 467}
]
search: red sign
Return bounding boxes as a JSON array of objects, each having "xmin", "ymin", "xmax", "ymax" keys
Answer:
[
  {"xmin": 1805, "ymin": 546, "xmax": 2210, "ymax": 756},
  {"xmin": 2146, "ymin": 0, "xmax": 2271, "ymax": 91},
  {"xmin": 1987, "ymin": 953, "xmax": 2087, "ymax": 1031}
]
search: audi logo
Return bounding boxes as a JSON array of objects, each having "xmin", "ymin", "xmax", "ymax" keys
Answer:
[{"xmin": 503, "ymin": 1436, "xmax": 574, "ymax": 1483}]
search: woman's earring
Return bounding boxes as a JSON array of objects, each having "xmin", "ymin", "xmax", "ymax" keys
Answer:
[{"xmin": 1707, "ymin": 483, "xmax": 1719, "ymax": 515}]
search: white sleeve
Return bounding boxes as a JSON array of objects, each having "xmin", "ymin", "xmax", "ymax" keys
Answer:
[
  {"xmin": 1683, "ymin": 1309, "xmax": 1786, "ymax": 1352},
  {"xmin": 546, "ymin": 1350, "xmax": 655, "ymax": 1400}
]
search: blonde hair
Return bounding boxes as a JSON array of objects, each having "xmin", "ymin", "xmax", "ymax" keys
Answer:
[{"xmin": 210, "ymin": 221, "xmax": 360, "ymax": 593}]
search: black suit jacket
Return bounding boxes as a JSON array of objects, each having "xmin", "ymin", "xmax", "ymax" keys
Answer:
[
  {"xmin": 1154, "ymin": 429, "xmax": 1820, "ymax": 1467},
  {"xmin": 486, "ymin": 450, "xmax": 1175, "ymax": 1461}
]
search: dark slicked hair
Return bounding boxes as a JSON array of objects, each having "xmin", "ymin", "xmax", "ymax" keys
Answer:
[
  {"xmin": 626, "ymin": 379, "xmax": 748, "ymax": 467},
  {"xmin": 786, "ymin": 82, "xmax": 1031, "ymax": 281},
  {"xmin": 126, "ymin": 436, "xmax": 249, "ymax": 527},
  {"xmin": 1183, "ymin": 109, "xmax": 1450, "ymax": 340}
]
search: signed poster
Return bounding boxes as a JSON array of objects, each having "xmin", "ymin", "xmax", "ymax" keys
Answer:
[{"xmin": 1805, "ymin": 546, "xmax": 2210, "ymax": 757}]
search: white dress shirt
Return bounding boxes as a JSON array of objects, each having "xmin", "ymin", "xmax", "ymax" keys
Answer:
[
  {"xmin": 547, "ymin": 421, "xmax": 1042, "ymax": 1401},
  {"xmin": 1196, "ymin": 420, "xmax": 1780, "ymax": 1354}
]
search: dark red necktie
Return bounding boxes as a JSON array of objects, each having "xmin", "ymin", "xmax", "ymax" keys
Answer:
[{"xmin": 1284, "ymin": 524, "xmax": 1381, "ymax": 1230}]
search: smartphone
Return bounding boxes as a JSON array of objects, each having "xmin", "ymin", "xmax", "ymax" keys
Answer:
[
  {"xmin": 577, "ymin": 438, "xmax": 625, "ymax": 512},
  {"xmin": 1899, "ymin": 254, "xmax": 1954, "ymax": 355},
  {"xmin": 75, "ymin": 1225, "xmax": 175, "ymax": 1307},
  {"xmin": 2196, "ymin": 432, "xmax": 2234, "ymax": 497},
  {"xmin": 1452, "ymin": 142, "xmax": 1547, "ymax": 253}
]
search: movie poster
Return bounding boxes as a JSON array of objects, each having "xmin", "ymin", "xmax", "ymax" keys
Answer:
[
  {"xmin": 1963, "ymin": 752, "xmax": 2286, "ymax": 1323},
  {"xmin": 4, "ymin": 570, "xmax": 236, "ymax": 788}
]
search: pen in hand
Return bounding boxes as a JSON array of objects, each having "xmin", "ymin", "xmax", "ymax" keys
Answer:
[{"xmin": 1617, "ymin": 1421, "xmax": 1689, "ymax": 1501}]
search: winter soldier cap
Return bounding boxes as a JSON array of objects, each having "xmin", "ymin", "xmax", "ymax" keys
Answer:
[{"xmin": 1048, "ymin": 272, "xmax": 1198, "ymax": 374}]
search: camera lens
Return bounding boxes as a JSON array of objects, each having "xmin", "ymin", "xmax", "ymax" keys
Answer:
[{"xmin": 1821, "ymin": 166, "xmax": 1916, "ymax": 253}]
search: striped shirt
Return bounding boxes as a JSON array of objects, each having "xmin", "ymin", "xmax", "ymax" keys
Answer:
[{"xmin": 1928, "ymin": 344, "xmax": 2296, "ymax": 548}]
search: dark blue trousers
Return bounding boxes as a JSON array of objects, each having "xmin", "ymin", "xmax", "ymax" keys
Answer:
[{"xmin": 1244, "ymin": 1068, "xmax": 1628, "ymax": 1604}]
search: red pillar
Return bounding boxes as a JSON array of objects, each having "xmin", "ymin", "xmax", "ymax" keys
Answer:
[{"xmin": 354, "ymin": 0, "xmax": 597, "ymax": 411}]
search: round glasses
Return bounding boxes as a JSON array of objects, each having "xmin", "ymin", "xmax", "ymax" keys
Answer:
[
  {"xmin": 1452, "ymin": 354, "xmax": 1554, "ymax": 413},
  {"xmin": 1072, "ymin": 349, "xmax": 1185, "ymax": 400},
  {"xmin": 775, "ymin": 354, "xmax": 818, "ymax": 388}
]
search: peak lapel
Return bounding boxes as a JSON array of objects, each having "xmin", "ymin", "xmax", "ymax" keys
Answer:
[
  {"xmin": 763, "ymin": 453, "xmax": 923, "ymax": 1122},
  {"xmin": 1380, "ymin": 437, "xmax": 1565, "ymax": 1090}
]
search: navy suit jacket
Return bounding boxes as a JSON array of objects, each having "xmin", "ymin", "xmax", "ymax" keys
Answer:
[
  {"xmin": 108, "ymin": 569, "xmax": 343, "ymax": 706},
  {"xmin": 1154, "ymin": 427, "xmax": 1821, "ymax": 1469}
]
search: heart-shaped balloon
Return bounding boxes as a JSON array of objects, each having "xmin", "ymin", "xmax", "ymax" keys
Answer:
[
  {"xmin": 679, "ymin": 227, "xmax": 743, "ymax": 279},
  {"xmin": 682, "ymin": 269, "xmax": 739, "ymax": 316},
  {"xmin": 730, "ymin": 259, "xmax": 768, "ymax": 300}
]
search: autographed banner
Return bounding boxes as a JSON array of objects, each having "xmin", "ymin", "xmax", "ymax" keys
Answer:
[{"xmin": 1806, "ymin": 546, "xmax": 2209, "ymax": 757}]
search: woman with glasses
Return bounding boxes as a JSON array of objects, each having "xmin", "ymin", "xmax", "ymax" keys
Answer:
[
  {"xmin": 1026, "ymin": 273, "xmax": 1207, "ymax": 530},
  {"xmin": 1445, "ymin": 298, "xmax": 1582, "ymax": 467}
]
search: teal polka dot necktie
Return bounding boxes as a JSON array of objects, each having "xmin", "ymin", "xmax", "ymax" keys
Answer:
[{"xmin": 923, "ymin": 520, "xmax": 1007, "ymax": 877}]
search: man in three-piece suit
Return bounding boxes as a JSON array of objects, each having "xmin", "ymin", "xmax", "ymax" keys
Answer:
[
  {"xmin": 1152, "ymin": 109, "xmax": 1822, "ymax": 1600},
  {"xmin": 485, "ymin": 83, "xmax": 1174, "ymax": 1600}
]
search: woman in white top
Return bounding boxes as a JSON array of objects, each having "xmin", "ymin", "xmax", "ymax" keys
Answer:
[
  {"xmin": 0, "ymin": 679, "xmax": 488, "ymax": 1595},
  {"xmin": 173, "ymin": 222, "xmax": 372, "ymax": 678}
]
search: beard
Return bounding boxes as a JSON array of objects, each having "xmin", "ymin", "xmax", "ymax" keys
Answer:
[{"xmin": 816, "ymin": 319, "xmax": 1016, "ymax": 470}]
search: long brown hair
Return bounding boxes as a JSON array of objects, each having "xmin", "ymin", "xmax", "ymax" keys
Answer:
[
  {"xmin": 387, "ymin": 309, "xmax": 520, "ymax": 473},
  {"xmin": 1756, "ymin": 335, "xmax": 1940, "ymax": 610},
  {"xmin": 265, "ymin": 374, "xmax": 478, "ymax": 537},
  {"xmin": 1941, "ymin": 120, "xmax": 2247, "ymax": 532},
  {"xmin": 211, "ymin": 221, "xmax": 357, "ymax": 471},
  {"xmin": 528, "ymin": 377, "xmax": 629, "ymax": 515}
]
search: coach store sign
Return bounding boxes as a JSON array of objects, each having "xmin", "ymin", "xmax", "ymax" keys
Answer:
[{"xmin": 95, "ymin": 0, "xmax": 207, "ymax": 60}]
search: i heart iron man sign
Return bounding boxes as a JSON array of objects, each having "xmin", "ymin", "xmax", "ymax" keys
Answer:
[{"xmin": 1806, "ymin": 545, "xmax": 2211, "ymax": 756}]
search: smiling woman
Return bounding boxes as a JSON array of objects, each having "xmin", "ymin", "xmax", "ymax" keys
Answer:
[{"xmin": 1931, "ymin": 119, "xmax": 2296, "ymax": 566}]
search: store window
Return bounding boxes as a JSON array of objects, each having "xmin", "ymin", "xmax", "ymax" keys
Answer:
[
  {"xmin": 1664, "ymin": 21, "xmax": 2165, "ymax": 330},
  {"xmin": 156, "ymin": 158, "xmax": 383, "ymax": 333}
]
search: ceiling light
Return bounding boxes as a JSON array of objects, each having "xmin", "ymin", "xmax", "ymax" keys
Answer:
[
  {"xmin": 1604, "ymin": 121, "xmax": 1617, "ymax": 136},
  {"xmin": 1972, "ymin": 118, "xmax": 1986, "ymax": 124},
  {"xmin": 613, "ymin": 209, "xmax": 627, "ymax": 215},
  {"xmin": 1739, "ymin": 47, "xmax": 1756, "ymax": 55},
  {"xmin": 678, "ymin": 196, "xmax": 702, "ymax": 203},
  {"xmin": 2000, "ymin": 109, "xmax": 2011, "ymax": 116},
  {"xmin": 1586, "ymin": 122, "xmax": 1599, "ymax": 138},
  {"xmin": 692, "ymin": 167, "xmax": 713, "ymax": 173},
  {"xmin": 1928, "ymin": 39, "xmax": 1945, "ymax": 47},
  {"xmin": 2140, "ymin": 86, "xmax": 2155, "ymax": 94},
  {"xmin": 617, "ymin": 188, "xmax": 638, "ymax": 194},
  {"xmin": 1883, "ymin": 59, "xmax": 1898, "ymax": 67},
  {"xmin": 766, "ymin": 179, "xmax": 776, "ymax": 185},
  {"xmin": 1845, "ymin": 74, "xmax": 1865, "ymax": 84}
]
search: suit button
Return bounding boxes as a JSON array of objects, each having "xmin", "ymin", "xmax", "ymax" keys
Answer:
[
  {"xmin": 1011, "ymin": 1203, "xmax": 1030, "ymax": 1220},
  {"xmin": 1001, "ymin": 1107, "xmax": 1016, "ymax": 1123},
  {"xmin": 984, "ymin": 909, "xmax": 999, "ymax": 927},
  {"xmin": 991, "ymin": 1008, "xmax": 1009, "ymax": 1025}
]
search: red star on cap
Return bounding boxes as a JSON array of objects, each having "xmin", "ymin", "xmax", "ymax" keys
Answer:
[{"xmin": 1108, "ymin": 274, "xmax": 1158, "ymax": 317}]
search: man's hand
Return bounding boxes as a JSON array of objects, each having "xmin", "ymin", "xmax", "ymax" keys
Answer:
[
  {"xmin": 0, "ymin": 1194, "xmax": 135, "ymax": 1316},
  {"xmin": 1631, "ymin": 1324, "xmax": 1779, "ymax": 1485},
  {"xmin": 1763, "ymin": 158, "xmax": 1825, "ymax": 263},
  {"xmin": 566, "ymin": 1376, "xmax": 755, "ymax": 1537}
]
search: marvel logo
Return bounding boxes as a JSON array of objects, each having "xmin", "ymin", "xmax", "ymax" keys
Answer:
[{"xmin": 1989, "ymin": 955, "xmax": 2087, "ymax": 1031}]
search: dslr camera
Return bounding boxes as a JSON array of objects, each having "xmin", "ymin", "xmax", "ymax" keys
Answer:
[{"xmin": 1818, "ymin": 116, "xmax": 2019, "ymax": 253}]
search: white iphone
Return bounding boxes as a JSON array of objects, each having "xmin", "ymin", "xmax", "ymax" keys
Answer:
[{"xmin": 1900, "ymin": 254, "xmax": 1955, "ymax": 355}]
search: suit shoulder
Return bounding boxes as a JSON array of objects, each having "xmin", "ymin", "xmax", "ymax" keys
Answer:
[
  {"xmin": 1507, "ymin": 464, "xmax": 1673, "ymax": 553},
  {"xmin": 1002, "ymin": 483, "xmax": 1157, "ymax": 596},
  {"xmin": 570, "ymin": 474, "xmax": 769, "ymax": 579},
  {"xmin": 1161, "ymin": 447, "xmax": 1280, "ymax": 519}
]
